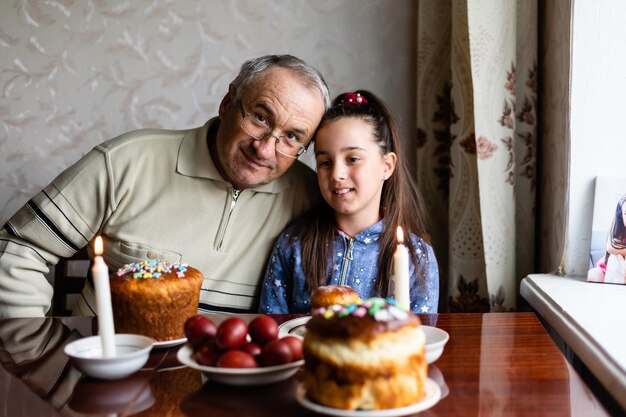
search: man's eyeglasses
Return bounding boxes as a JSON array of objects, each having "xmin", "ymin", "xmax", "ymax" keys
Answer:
[{"xmin": 238, "ymin": 101, "xmax": 307, "ymax": 159}]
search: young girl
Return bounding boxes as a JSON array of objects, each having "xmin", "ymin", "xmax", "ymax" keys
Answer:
[{"xmin": 258, "ymin": 90, "xmax": 439, "ymax": 313}]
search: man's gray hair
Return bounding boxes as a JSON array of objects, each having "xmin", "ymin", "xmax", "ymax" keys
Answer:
[{"xmin": 232, "ymin": 55, "xmax": 331, "ymax": 110}]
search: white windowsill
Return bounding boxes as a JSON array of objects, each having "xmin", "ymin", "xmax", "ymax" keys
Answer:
[{"xmin": 520, "ymin": 274, "xmax": 626, "ymax": 411}]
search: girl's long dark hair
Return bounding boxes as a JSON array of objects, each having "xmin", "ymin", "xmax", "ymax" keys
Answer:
[
  {"xmin": 293, "ymin": 90, "xmax": 431, "ymax": 296},
  {"xmin": 610, "ymin": 195, "xmax": 626, "ymax": 248}
]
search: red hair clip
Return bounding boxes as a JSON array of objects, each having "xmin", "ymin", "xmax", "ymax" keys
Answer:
[{"xmin": 342, "ymin": 92, "xmax": 368, "ymax": 106}]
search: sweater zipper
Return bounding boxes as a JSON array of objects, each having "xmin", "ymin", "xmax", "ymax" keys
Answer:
[
  {"xmin": 339, "ymin": 237, "xmax": 354, "ymax": 285},
  {"xmin": 216, "ymin": 188, "xmax": 241, "ymax": 250},
  {"xmin": 230, "ymin": 189, "xmax": 241, "ymax": 211}
]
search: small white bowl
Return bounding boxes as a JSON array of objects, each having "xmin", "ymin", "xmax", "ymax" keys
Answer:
[
  {"xmin": 423, "ymin": 326, "xmax": 449, "ymax": 364},
  {"xmin": 65, "ymin": 334, "xmax": 155, "ymax": 380},
  {"xmin": 177, "ymin": 344, "xmax": 303, "ymax": 386}
]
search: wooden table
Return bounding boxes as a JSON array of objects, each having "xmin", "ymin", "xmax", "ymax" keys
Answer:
[{"xmin": 0, "ymin": 313, "xmax": 611, "ymax": 417}]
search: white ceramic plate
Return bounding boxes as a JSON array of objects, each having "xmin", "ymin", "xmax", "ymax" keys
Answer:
[
  {"xmin": 277, "ymin": 316, "xmax": 311, "ymax": 339},
  {"xmin": 176, "ymin": 344, "xmax": 303, "ymax": 386},
  {"xmin": 295, "ymin": 378, "xmax": 441, "ymax": 417},
  {"xmin": 153, "ymin": 337, "xmax": 187, "ymax": 349},
  {"xmin": 278, "ymin": 318, "xmax": 449, "ymax": 364}
]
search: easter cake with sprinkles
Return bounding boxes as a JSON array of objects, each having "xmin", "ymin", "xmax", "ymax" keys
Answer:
[
  {"xmin": 303, "ymin": 298, "xmax": 427, "ymax": 410},
  {"xmin": 109, "ymin": 260, "xmax": 203, "ymax": 341}
]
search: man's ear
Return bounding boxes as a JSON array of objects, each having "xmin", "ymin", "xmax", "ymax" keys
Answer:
[{"xmin": 218, "ymin": 84, "xmax": 236, "ymax": 118}]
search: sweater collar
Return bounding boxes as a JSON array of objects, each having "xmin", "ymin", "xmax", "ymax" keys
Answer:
[
  {"xmin": 337, "ymin": 218, "xmax": 385, "ymax": 242},
  {"xmin": 176, "ymin": 117, "xmax": 292, "ymax": 194}
]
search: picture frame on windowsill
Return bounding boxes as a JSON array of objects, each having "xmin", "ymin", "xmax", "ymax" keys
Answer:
[{"xmin": 587, "ymin": 176, "xmax": 626, "ymax": 285}]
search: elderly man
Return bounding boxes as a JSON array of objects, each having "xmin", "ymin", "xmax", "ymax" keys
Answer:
[{"xmin": 0, "ymin": 54, "xmax": 330, "ymax": 317}]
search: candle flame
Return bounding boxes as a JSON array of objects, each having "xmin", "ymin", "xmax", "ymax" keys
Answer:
[
  {"xmin": 94, "ymin": 236, "xmax": 103, "ymax": 256},
  {"xmin": 396, "ymin": 226, "xmax": 404, "ymax": 244}
]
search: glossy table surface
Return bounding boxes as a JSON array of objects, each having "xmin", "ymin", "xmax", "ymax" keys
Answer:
[{"xmin": 0, "ymin": 312, "xmax": 610, "ymax": 417}]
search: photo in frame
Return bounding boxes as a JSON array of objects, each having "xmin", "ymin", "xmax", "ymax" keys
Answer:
[{"xmin": 587, "ymin": 176, "xmax": 626, "ymax": 285}]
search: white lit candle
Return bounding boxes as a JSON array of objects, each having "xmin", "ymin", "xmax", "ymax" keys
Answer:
[
  {"xmin": 92, "ymin": 236, "xmax": 116, "ymax": 358},
  {"xmin": 393, "ymin": 226, "xmax": 410, "ymax": 310}
]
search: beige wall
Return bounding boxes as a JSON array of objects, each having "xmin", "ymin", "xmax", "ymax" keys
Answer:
[
  {"xmin": 537, "ymin": 0, "xmax": 626, "ymax": 277},
  {"xmin": 560, "ymin": 0, "xmax": 626, "ymax": 276},
  {"xmin": 0, "ymin": 0, "xmax": 416, "ymax": 224}
]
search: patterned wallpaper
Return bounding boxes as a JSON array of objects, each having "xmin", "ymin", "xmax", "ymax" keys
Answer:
[{"xmin": 0, "ymin": 0, "xmax": 416, "ymax": 224}]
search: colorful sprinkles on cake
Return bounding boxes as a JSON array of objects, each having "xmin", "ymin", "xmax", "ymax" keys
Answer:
[
  {"xmin": 116, "ymin": 260, "xmax": 189, "ymax": 279},
  {"xmin": 312, "ymin": 297, "xmax": 408, "ymax": 322}
]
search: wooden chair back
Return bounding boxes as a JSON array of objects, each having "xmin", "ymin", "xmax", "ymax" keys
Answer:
[{"xmin": 52, "ymin": 247, "xmax": 90, "ymax": 316}]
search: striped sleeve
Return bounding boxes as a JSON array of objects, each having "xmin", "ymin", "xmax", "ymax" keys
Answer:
[{"xmin": 0, "ymin": 147, "xmax": 111, "ymax": 317}]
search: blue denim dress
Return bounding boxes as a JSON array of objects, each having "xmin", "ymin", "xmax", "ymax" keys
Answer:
[{"xmin": 258, "ymin": 220, "xmax": 439, "ymax": 314}]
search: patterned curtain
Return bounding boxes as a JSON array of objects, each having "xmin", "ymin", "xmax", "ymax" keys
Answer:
[{"xmin": 416, "ymin": 0, "xmax": 538, "ymax": 312}]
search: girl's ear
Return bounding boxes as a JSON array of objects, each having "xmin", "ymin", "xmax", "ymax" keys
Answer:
[{"xmin": 383, "ymin": 152, "xmax": 397, "ymax": 180}]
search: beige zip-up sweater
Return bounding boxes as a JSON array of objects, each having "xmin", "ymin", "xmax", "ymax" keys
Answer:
[{"xmin": 0, "ymin": 118, "xmax": 319, "ymax": 317}]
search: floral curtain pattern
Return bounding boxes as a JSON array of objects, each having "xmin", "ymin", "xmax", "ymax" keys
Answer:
[{"xmin": 416, "ymin": 0, "xmax": 538, "ymax": 312}]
